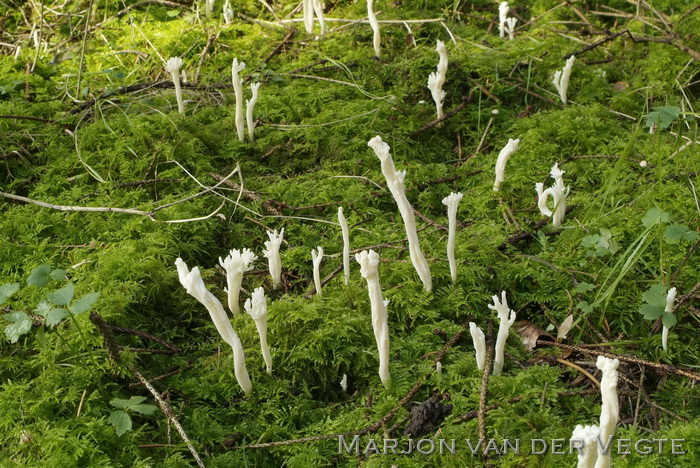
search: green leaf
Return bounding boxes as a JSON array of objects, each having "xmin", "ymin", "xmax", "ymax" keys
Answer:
[
  {"xmin": 662, "ymin": 312, "xmax": 677, "ymax": 329},
  {"xmin": 664, "ymin": 224, "xmax": 699, "ymax": 244},
  {"xmin": 126, "ymin": 396, "xmax": 147, "ymax": 406},
  {"xmin": 69, "ymin": 292, "xmax": 100, "ymax": 315},
  {"xmin": 639, "ymin": 303, "xmax": 664, "ymax": 320},
  {"xmin": 641, "ymin": 207, "xmax": 669, "ymax": 228},
  {"xmin": 46, "ymin": 282, "xmax": 74, "ymax": 306},
  {"xmin": 0, "ymin": 283, "xmax": 20, "ymax": 304},
  {"xmin": 49, "ymin": 269, "xmax": 67, "ymax": 280},
  {"xmin": 130, "ymin": 404, "xmax": 157, "ymax": 415},
  {"xmin": 33, "ymin": 301, "xmax": 53, "ymax": 317},
  {"xmin": 642, "ymin": 284, "xmax": 667, "ymax": 307},
  {"xmin": 4, "ymin": 312, "xmax": 32, "ymax": 343},
  {"xmin": 45, "ymin": 308, "xmax": 69, "ymax": 328},
  {"xmin": 577, "ymin": 301, "xmax": 593, "ymax": 313},
  {"xmin": 575, "ymin": 282, "xmax": 595, "ymax": 293},
  {"xmin": 110, "ymin": 398, "xmax": 131, "ymax": 409},
  {"xmin": 643, "ymin": 106, "xmax": 680, "ymax": 130},
  {"xmin": 109, "ymin": 410, "xmax": 132, "ymax": 436},
  {"xmin": 27, "ymin": 265, "xmax": 52, "ymax": 287},
  {"xmin": 581, "ymin": 234, "xmax": 600, "ymax": 248}
]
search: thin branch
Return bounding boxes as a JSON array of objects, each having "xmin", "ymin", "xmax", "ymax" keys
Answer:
[{"xmin": 0, "ymin": 190, "xmax": 156, "ymax": 220}]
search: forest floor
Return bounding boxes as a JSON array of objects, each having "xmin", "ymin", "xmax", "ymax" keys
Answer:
[{"xmin": 1, "ymin": 0, "xmax": 699, "ymax": 466}]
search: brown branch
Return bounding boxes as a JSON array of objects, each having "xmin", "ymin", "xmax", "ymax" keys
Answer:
[
  {"xmin": 411, "ymin": 93, "xmax": 475, "ymax": 135},
  {"xmin": 536, "ymin": 340, "xmax": 700, "ymax": 381}
]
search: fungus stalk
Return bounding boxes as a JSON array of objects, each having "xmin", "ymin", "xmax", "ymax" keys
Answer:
[
  {"xmin": 505, "ymin": 17, "xmax": 517, "ymax": 40},
  {"xmin": 442, "ymin": 192, "xmax": 463, "ymax": 284},
  {"xmin": 205, "ymin": 0, "xmax": 215, "ymax": 17},
  {"xmin": 368, "ymin": 136, "xmax": 432, "ymax": 291},
  {"xmin": 263, "ymin": 228, "xmax": 284, "ymax": 289},
  {"xmin": 302, "ymin": 0, "xmax": 314, "ymax": 34},
  {"xmin": 219, "ymin": 248, "xmax": 257, "ymax": 316},
  {"xmin": 312, "ymin": 0, "xmax": 326, "ymax": 36},
  {"xmin": 498, "ymin": 2, "xmax": 509, "ymax": 38},
  {"xmin": 246, "ymin": 82, "xmax": 260, "ymax": 143},
  {"xmin": 662, "ymin": 287, "xmax": 677, "ymax": 351},
  {"xmin": 244, "ymin": 287, "xmax": 272, "ymax": 375},
  {"xmin": 165, "ymin": 57, "xmax": 185, "ymax": 114},
  {"xmin": 338, "ymin": 207, "xmax": 350, "ymax": 285},
  {"xmin": 493, "ymin": 138, "xmax": 520, "ymax": 191},
  {"xmin": 427, "ymin": 40, "xmax": 448, "ymax": 120},
  {"xmin": 311, "ymin": 246, "xmax": 324, "ymax": 296},
  {"xmin": 536, "ymin": 162, "xmax": 570, "ymax": 227},
  {"xmin": 553, "ymin": 55, "xmax": 575, "ymax": 105},
  {"xmin": 594, "ymin": 356, "xmax": 620, "ymax": 468},
  {"xmin": 175, "ymin": 258, "xmax": 252, "ymax": 394},
  {"xmin": 231, "ymin": 58, "xmax": 246, "ymax": 142},
  {"xmin": 469, "ymin": 322, "xmax": 486, "ymax": 372},
  {"xmin": 367, "ymin": 0, "xmax": 381, "ymax": 58},
  {"xmin": 356, "ymin": 250, "xmax": 391, "ymax": 388},
  {"xmin": 571, "ymin": 424, "xmax": 600, "ymax": 468},
  {"xmin": 489, "ymin": 291, "xmax": 516, "ymax": 376},
  {"xmin": 223, "ymin": 0, "xmax": 233, "ymax": 24}
]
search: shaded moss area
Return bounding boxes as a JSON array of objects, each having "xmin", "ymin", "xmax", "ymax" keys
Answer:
[{"xmin": 1, "ymin": 0, "xmax": 699, "ymax": 466}]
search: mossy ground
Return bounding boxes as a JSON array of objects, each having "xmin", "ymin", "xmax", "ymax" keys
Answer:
[{"xmin": 1, "ymin": 0, "xmax": 699, "ymax": 466}]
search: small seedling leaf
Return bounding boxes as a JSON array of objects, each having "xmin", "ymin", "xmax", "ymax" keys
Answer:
[
  {"xmin": 639, "ymin": 303, "xmax": 663, "ymax": 320},
  {"xmin": 575, "ymin": 282, "xmax": 595, "ymax": 293},
  {"xmin": 0, "ymin": 283, "xmax": 20, "ymax": 304},
  {"xmin": 643, "ymin": 106, "xmax": 680, "ymax": 130},
  {"xmin": 33, "ymin": 301, "xmax": 53, "ymax": 317},
  {"xmin": 642, "ymin": 284, "xmax": 667, "ymax": 307},
  {"xmin": 49, "ymin": 269, "xmax": 67, "ymax": 280},
  {"xmin": 577, "ymin": 301, "xmax": 593, "ymax": 313},
  {"xmin": 70, "ymin": 292, "xmax": 100, "ymax": 315},
  {"xmin": 130, "ymin": 404, "xmax": 157, "ymax": 415},
  {"xmin": 46, "ymin": 282, "xmax": 74, "ymax": 306},
  {"xmin": 110, "ymin": 398, "xmax": 130, "ymax": 409},
  {"xmin": 109, "ymin": 410, "xmax": 132, "ymax": 436},
  {"xmin": 662, "ymin": 312, "xmax": 677, "ymax": 329},
  {"xmin": 664, "ymin": 224, "xmax": 699, "ymax": 244},
  {"xmin": 27, "ymin": 265, "xmax": 52, "ymax": 287},
  {"xmin": 45, "ymin": 308, "xmax": 69, "ymax": 328},
  {"xmin": 641, "ymin": 207, "xmax": 669, "ymax": 228},
  {"xmin": 4, "ymin": 312, "xmax": 32, "ymax": 343}
]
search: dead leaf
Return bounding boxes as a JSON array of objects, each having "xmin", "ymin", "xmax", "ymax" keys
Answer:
[
  {"xmin": 557, "ymin": 315, "xmax": 574, "ymax": 341},
  {"xmin": 515, "ymin": 320, "xmax": 554, "ymax": 352}
]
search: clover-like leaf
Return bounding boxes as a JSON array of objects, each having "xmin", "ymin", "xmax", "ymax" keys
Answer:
[
  {"xmin": 45, "ymin": 308, "xmax": 69, "ymax": 328},
  {"xmin": 70, "ymin": 292, "xmax": 100, "ymax": 315},
  {"xmin": 639, "ymin": 303, "xmax": 664, "ymax": 320},
  {"xmin": 130, "ymin": 403, "xmax": 157, "ymax": 415},
  {"xmin": 110, "ymin": 398, "xmax": 131, "ymax": 410},
  {"xmin": 4, "ymin": 312, "xmax": 32, "ymax": 343},
  {"xmin": 641, "ymin": 284, "xmax": 667, "ymax": 308},
  {"xmin": 643, "ymin": 106, "xmax": 680, "ymax": 130},
  {"xmin": 109, "ymin": 410, "xmax": 132, "ymax": 436},
  {"xmin": 0, "ymin": 283, "xmax": 20, "ymax": 305},
  {"xmin": 577, "ymin": 301, "xmax": 593, "ymax": 314},
  {"xmin": 49, "ymin": 269, "xmax": 67, "ymax": 280},
  {"xmin": 664, "ymin": 224, "xmax": 699, "ymax": 244},
  {"xmin": 575, "ymin": 282, "xmax": 595, "ymax": 293},
  {"xmin": 641, "ymin": 207, "xmax": 669, "ymax": 228},
  {"xmin": 46, "ymin": 282, "xmax": 74, "ymax": 306},
  {"xmin": 27, "ymin": 265, "xmax": 52, "ymax": 287},
  {"xmin": 662, "ymin": 312, "xmax": 677, "ymax": 329},
  {"xmin": 33, "ymin": 301, "xmax": 53, "ymax": 317}
]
